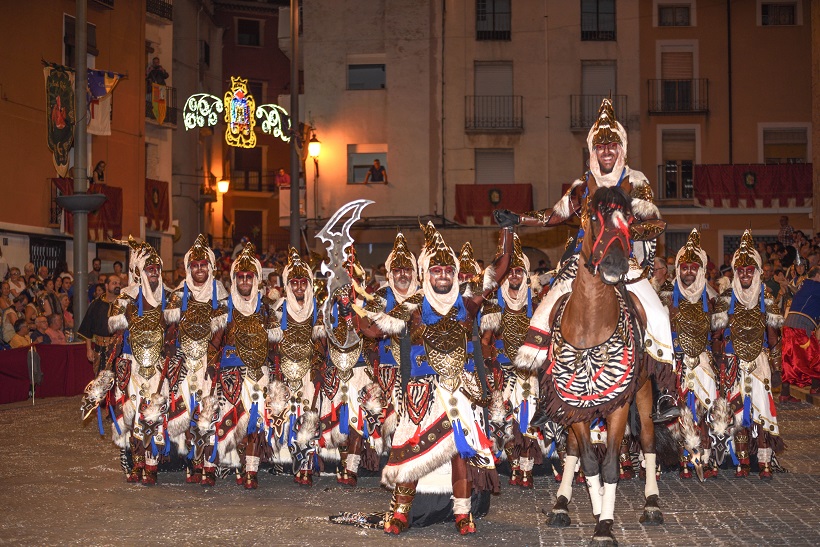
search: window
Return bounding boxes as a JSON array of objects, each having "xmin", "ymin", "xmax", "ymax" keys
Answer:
[
  {"xmin": 581, "ymin": 61, "xmax": 616, "ymax": 126},
  {"xmin": 199, "ymin": 40, "xmax": 210, "ymax": 68},
  {"xmin": 581, "ymin": 0, "xmax": 616, "ymax": 41},
  {"xmin": 660, "ymin": 129, "xmax": 695, "ymax": 199},
  {"xmin": 658, "ymin": 5, "xmax": 691, "ymax": 26},
  {"xmin": 348, "ymin": 64, "xmax": 386, "ymax": 90},
  {"xmin": 467, "ymin": 61, "xmax": 522, "ymax": 131},
  {"xmin": 234, "ymin": 147, "xmax": 267, "ymax": 191},
  {"xmin": 64, "ymin": 15, "xmax": 98, "ymax": 67},
  {"xmin": 475, "ymin": 149, "xmax": 514, "ymax": 184},
  {"xmin": 348, "ymin": 145, "xmax": 388, "ymax": 184},
  {"xmin": 763, "ymin": 128, "xmax": 807, "ymax": 164},
  {"xmin": 476, "ymin": 0, "xmax": 511, "ymax": 41},
  {"xmin": 237, "ymin": 18, "xmax": 262, "ymax": 46},
  {"xmin": 248, "ymin": 80, "xmax": 264, "ymax": 103},
  {"xmin": 660, "ymin": 49, "xmax": 693, "ymax": 111},
  {"xmin": 762, "ymin": 2, "xmax": 797, "ymax": 25}
]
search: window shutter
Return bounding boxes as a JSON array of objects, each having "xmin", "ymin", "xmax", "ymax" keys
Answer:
[
  {"xmin": 661, "ymin": 51, "xmax": 693, "ymax": 79},
  {"xmin": 662, "ymin": 130, "xmax": 695, "ymax": 161},
  {"xmin": 475, "ymin": 149, "xmax": 514, "ymax": 184}
]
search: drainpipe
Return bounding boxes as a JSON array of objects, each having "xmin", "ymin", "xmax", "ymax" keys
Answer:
[{"xmin": 727, "ymin": 0, "xmax": 733, "ymax": 164}]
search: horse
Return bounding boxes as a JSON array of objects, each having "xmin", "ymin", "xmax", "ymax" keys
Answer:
[{"xmin": 518, "ymin": 185, "xmax": 667, "ymax": 546}]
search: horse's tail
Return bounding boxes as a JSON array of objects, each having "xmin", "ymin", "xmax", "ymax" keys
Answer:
[{"xmin": 653, "ymin": 421, "xmax": 680, "ymax": 468}]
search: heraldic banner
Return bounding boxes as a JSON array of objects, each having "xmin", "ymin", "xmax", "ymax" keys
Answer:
[
  {"xmin": 44, "ymin": 64, "xmax": 75, "ymax": 178},
  {"xmin": 52, "ymin": 179, "xmax": 123, "ymax": 240},
  {"xmin": 87, "ymin": 69, "xmax": 124, "ymax": 136},
  {"xmin": 151, "ymin": 83, "xmax": 167, "ymax": 126},
  {"xmin": 145, "ymin": 179, "xmax": 170, "ymax": 231}
]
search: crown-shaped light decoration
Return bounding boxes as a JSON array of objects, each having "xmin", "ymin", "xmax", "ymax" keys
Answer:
[
  {"xmin": 679, "ymin": 228, "xmax": 704, "ymax": 267},
  {"xmin": 388, "ymin": 232, "xmax": 415, "ymax": 271},
  {"xmin": 732, "ymin": 230, "xmax": 758, "ymax": 269},
  {"xmin": 590, "ymin": 98, "xmax": 622, "ymax": 147}
]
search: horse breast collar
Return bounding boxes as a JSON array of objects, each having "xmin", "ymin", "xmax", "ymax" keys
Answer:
[{"xmin": 548, "ymin": 289, "xmax": 636, "ymax": 410}]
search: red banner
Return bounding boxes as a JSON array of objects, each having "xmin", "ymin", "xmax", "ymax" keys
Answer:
[
  {"xmin": 693, "ymin": 163, "xmax": 812, "ymax": 208},
  {"xmin": 145, "ymin": 179, "xmax": 170, "ymax": 231},
  {"xmin": 0, "ymin": 344, "xmax": 93, "ymax": 404},
  {"xmin": 52, "ymin": 179, "xmax": 123, "ymax": 239},
  {"xmin": 455, "ymin": 184, "xmax": 534, "ymax": 225}
]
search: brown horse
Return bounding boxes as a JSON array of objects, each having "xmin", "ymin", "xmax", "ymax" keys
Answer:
[{"xmin": 536, "ymin": 185, "xmax": 666, "ymax": 546}]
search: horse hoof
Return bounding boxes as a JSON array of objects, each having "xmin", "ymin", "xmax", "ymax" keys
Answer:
[
  {"xmin": 548, "ymin": 511, "xmax": 571, "ymax": 527},
  {"xmin": 640, "ymin": 495, "xmax": 664, "ymax": 525},
  {"xmin": 589, "ymin": 519, "xmax": 618, "ymax": 546}
]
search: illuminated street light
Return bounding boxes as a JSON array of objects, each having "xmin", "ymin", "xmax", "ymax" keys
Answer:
[{"xmin": 217, "ymin": 178, "xmax": 230, "ymax": 193}]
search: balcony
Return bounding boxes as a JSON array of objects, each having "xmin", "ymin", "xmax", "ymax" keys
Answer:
[
  {"xmin": 455, "ymin": 183, "xmax": 533, "ymax": 225},
  {"xmin": 232, "ymin": 170, "xmax": 280, "ymax": 193},
  {"xmin": 465, "ymin": 95, "xmax": 523, "ymax": 133},
  {"xmin": 693, "ymin": 163, "xmax": 812, "ymax": 208},
  {"xmin": 571, "ymin": 94, "xmax": 627, "ymax": 131},
  {"xmin": 147, "ymin": 0, "xmax": 173, "ymax": 22},
  {"xmin": 145, "ymin": 85, "xmax": 178, "ymax": 127},
  {"xmin": 648, "ymin": 79, "xmax": 709, "ymax": 114},
  {"xmin": 91, "ymin": 0, "xmax": 114, "ymax": 9}
]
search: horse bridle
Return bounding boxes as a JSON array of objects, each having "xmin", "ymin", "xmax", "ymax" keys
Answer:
[{"xmin": 581, "ymin": 202, "xmax": 633, "ymax": 280}]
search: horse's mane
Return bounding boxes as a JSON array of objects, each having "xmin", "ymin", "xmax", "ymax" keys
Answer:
[{"xmin": 590, "ymin": 186, "xmax": 632, "ymax": 217}]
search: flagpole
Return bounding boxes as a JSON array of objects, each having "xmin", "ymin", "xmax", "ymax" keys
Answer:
[{"xmin": 289, "ymin": 0, "xmax": 301, "ymax": 251}]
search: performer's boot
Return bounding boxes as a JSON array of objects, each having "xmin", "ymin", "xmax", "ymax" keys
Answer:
[
  {"xmin": 244, "ymin": 455, "xmax": 260, "ymax": 489},
  {"xmin": 702, "ymin": 448, "xmax": 718, "ymax": 479},
  {"xmin": 679, "ymin": 448, "xmax": 692, "ymax": 479},
  {"xmin": 294, "ymin": 464, "xmax": 313, "ymax": 487},
  {"xmin": 575, "ymin": 469, "xmax": 586, "ymax": 485},
  {"xmin": 758, "ymin": 447, "xmax": 773, "ymax": 480},
  {"xmin": 142, "ymin": 455, "xmax": 159, "ymax": 486},
  {"xmin": 201, "ymin": 463, "xmax": 217, "ymax": 487},
  {"xmin": 338, "ymin": 453, "xmax": 360, "ymax": 487},
  {"xmin": 453, "ymin": 497, "xmax": 476, "ymax": 535},
  {"xmin": 186, "ymin": 456, "xmax": 204, "ymax": 484},
  {"xmin": 127, "ymin": 454, "xmax": 145, "ymax": 483},
  {"xmin": 734, "ymin": 430, "xmax": 750, "ymax": 478},
  {"xmin": 619, "ymin": 439, "xmax": 634, "ymax": 480},
  {"xmin": 384, "ymin": 484, "xmax": 415, "ymax": 535},
  {"xmin": 519, "ymin": 457, "xmax": 535, "ymax": 489},
  {"xmin": 504, "ymin": 445, "xmax": 521, "ymax": 485}
]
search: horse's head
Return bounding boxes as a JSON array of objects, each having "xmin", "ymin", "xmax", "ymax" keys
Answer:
[{"xmin": 584, "ymin": 186, "xmax": 666, "ymax": 285}]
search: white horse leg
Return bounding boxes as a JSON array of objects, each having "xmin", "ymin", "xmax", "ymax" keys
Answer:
[
  {"xmin": 586, "ymin": 474, "xmax": 604, "ymax": 517},
  {"xmin": 644, "ymin": 452, "xmax": 659, "ymax": 498},
  {"xmin": 557, "ymin": 454, "xmax": 578, "ymax": 501}
]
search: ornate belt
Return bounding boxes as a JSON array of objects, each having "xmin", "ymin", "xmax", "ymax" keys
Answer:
[{"xmin": 410, "ymin": 342, "xmax": 475, "ymax": 377}]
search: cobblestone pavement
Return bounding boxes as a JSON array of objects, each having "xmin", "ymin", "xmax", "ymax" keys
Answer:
[{"xmin": 1, "ymin": 396, "xmax": 819, "ymax": 546}]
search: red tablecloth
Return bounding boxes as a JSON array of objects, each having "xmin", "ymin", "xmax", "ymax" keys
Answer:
[{"xmin": 0, "ymin": 344, "xmax": 93, "ymax": 404}]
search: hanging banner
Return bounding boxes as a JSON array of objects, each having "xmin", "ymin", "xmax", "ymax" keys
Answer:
[
  {"xmin": 151, "ymin": 83, "xmax": 167, "ymax": 125},
  {"xmin": 145, "ymin": 178, "xmax": 170, "ymax": 231},
  {"xmin": 44, "ymin": 65, "xmax": 75, "ymax": 178},
  {"xmin": 87, "ymin": 93, "xmax": 112, "ymax": 136}
]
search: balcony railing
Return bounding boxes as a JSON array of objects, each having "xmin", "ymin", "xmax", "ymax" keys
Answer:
[
  {"xmin": 648, "ymin": 79, "xmax": 709, "ymax": 114},
  {"xmin": 147, "ymin": 0, "xmax": 173, "ymax": 21},
  {"xmin": 476, "ymin": 11, "xmax": 511, "ymax": 40},
  {"xmin": 232, "ymin": 170, "xmax": 280, "ymax": 193},
  {"xmin": 571, "ymin": 94, "xmax": 627, "ymax": 131},
  {"xmin": 465, "ymin": 95, "xmax": 523, "ymax": 132},
  {"xmin": 145, "ymin": 85, "xmax": 178, "ymax": 127},
  {"xmin": 91, "ymin": 0, "xmax": 114, "ymax": 9}
]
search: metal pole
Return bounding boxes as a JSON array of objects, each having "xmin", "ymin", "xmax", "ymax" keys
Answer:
[
  {"xmin": 289, "ymin": 0, "xmax": 301, "ymax": 250},
  {"xmin": 73, "ymin": 0, "xmax": 89, "ymax": 332}
]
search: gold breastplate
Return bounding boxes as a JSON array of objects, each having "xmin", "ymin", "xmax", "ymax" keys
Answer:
[
  {"xmin": 501, "ymin": 308, "xmax": 529, "ymax": 365},
  {"xmin": 279, "ymin": 317, "xmax": 314, "ymax": 390},
  {"xmin": 179, "ymin": 299, "xmax": 212, "ymax": 361},
  {"xmin": 126, "ymin": 304, "xmax": 164, "ymax": 379},
  {"xmin": 327, "ymin": 324, "xmax": 362, "ymax": 381},
  {"xmin": 673, "ymin": 300, "xmax": 710, "ymax": 357},
  {"xmin": 421, "ymin": 311, "xmax": 468, "ymax": 392},
  {"xmin": 231, "ymin": 311, "xmax": 268, "ymax": 378},
  {"xmin": 730, "ymin": 305, "xmax": 765, "ymax": 363}
]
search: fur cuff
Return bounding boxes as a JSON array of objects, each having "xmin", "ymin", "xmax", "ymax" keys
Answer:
[
  {"xmin": 370, "ymin": 311, "xmax": 406, "ymax": 336},
  {"xmin": 483, "ymin": 265, "xmax": 497, "ymax": 292},
  {"xmin": 632, "ymin": 198, "xmax": 660, "ymax": 220},
  {"xmin": 767, "ymin": 312, "xmax": 784, "ymax": 328},
  {"xmin": 296, "ymin": 410, "xmax": 319, "ymax": 446},
  {"xmin": 554, "ymin": 179, "xmax": 585, "ymax": 219},
  {"xmin": 108, "ymin": 314, "xmax": 127, "ymax": 333},
  {"xmin": 268, "ymin": 327, "xmax": 283, "ymax": 343},
  {"xmin": 266, "ymin": 380, "xmax": 289, "ymax": 415},
  {"xmin": 514, "ymin": 344, "xmax": 548, "ymax": 372},
  {"xmin": 712, "ymin": 311, "xmax": 729, "ymax": 330},
  {"xmin": 480, "ymin": 311, "xmax": 502, "ymax": 333},
  {"xmin": 210, "ymin": 313, "xmax": 228, "ymax": 333},
  {"xmin": 164, "ymin": 307, "xmax": 181, "ymax": 325},
  {"xmin": 312, "ymin": 324, "xmax": 326, "ymax": 340}
]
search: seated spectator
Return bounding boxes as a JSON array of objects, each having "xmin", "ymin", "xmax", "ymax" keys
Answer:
[
  {"xmin": 113, "ymin": 261, "xmax": 128, "ymax": 286},
  {"xmin": 9, "ymin": 318, "xmax": 30, "ymax": 348},
  {"xmin": 60, "ymin": 273, "xmax": 74, "ymax": 299},
  {"xmin": 0, "ymin": 281, "xmax": 12, "ymax": 311},
  {"xmin": 37, "ymin": 265, "xmax": 49, "ymax": 283},
  {"xmin": 2, "ymin": 294, "xmax": 27, "ymax": 344},
  {"xmin": 45, "ymin": 314, "xmax": 67, "ymax": 344},
  {"xmin": 23, "ymin": 262, "xmax": 35, "ymax": 280},
  {"xmin": 7, "ymin": 268, "xmax": 25, "ymax": 298},
  {"xmin": 59, "ymin": 293, "xmax": 74, "ymax": 330},
  {"xmin": 30, "ymin": 315, "xmax": 51, "ymax": 345}
]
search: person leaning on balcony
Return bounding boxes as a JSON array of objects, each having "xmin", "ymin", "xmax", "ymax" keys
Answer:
[
  {"xmin": 274, "ymin": 168, "xmax": 291, "ymax": 188},
  {"xmin": 146, "ymin": 57, "xmax": 168, "ymax": 86},
  {"xmin": 363, "ymin": 159, "xmax": 387, "ymax": 184}
]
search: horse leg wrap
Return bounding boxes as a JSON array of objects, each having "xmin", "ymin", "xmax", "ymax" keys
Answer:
[
  {"xmin": 599, "ymin": 482, "xmax": 617, "ymax": 521},
  {"xmin": 453, "ymin": 496, "xmax": 471, "ymax": 515},
  {"xmin": 586, "ymin": 474, "xmax": 603, "ymax": 517},
  {"xmin": 557, "ymin": 455, "xmax": 578, "ymax": 500},
  {"xmin": 644, "ymin": 453, "xmax": 659, "ymax": 498}
]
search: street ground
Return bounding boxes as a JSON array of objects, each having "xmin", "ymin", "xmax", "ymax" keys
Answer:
[{"xmin": 1, "ymin": 396, "xmax": 819, "ymax": 546}]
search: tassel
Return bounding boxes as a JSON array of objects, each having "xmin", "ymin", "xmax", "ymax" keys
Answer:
[
  {"xmin": 497, "ymin": 287, "xmax": 505, "ymax": 309},
  {"xmin": 187, "ymin": 443, "xmax": 195, "ymax": 460},
  {"xmin": 313, "ymin": 298, "xmax": 318, "ymax": 325},
  {"xmin": 227, "ymin": 296, "xmax": 234, "ymax": 323},
  {"xmin": 182, "ymin": 283, "xmax": 189, "ymax": 312},
  {"xmin": 96, "ymin": 406, "xmax": 105, "ymax": 436},
  {"xmin": 138, "ymin": 286, "xmax": 144, "ymax": 317},
  {"xmin": 108, "ymin": 404, "xmax": 122, "ymax": 435},
  {"xmin": 288, "ymin": 414, "xmax": 297, "ymax": 446},
  {"xmin": 728, "ymin": 291, "xmax": 737, "ymax": 315},
  {"xmin": 519, "ymin": 399, "xmax": 529, "ymax": 434},
  {"xmin": 330, "ymin": 402, "xmax": 337, "ymax": 422},
  {"xmin": 255, "ymin": 292, "xmax": 261, "ymax": 314},
  {"xmin": 247, "ymin": 402, "xmax": 259, "ymax": 435},
  {"xmin": 190, "ymin": 394, "xmax": 196, "ymax": 421},
  {"xmin": 547, "ymin": 440, "xmax": 556, "ymax": 459},
  {"xmin": 281, "ymin": 301, "xmax": 288, "ymax": 331},
  {"xmin": 209, "ymin": 435, "xmax": 219, "ymax": 463},
  {"xmin": 267, "ymin": 425, "xmax": 274, "ymax": 446},
  {"xmin": 701, "ymin": 289, "xmax": 709, "ymax": 313},
  {"xmin": 338, "ymin": 403, "xmax": 350, "ymax": 435},
  {"xmin": 672, "ymin": 280, "xmax": 681, "ymax": 308},
  {"xmin": 170, "ymin": 395, "xmax": 176, "ymax": 413},
  {"xmin": 476, "ymin": 422, "xmax": 493, "ymax": 449},
  {"xmin": 212, "ymin": 279, "xmax": 218, "ymax": 310},
  {"xmin": 150, "ymin": 436, "xmax": 159, "ymax": 458},
  {"xmin": 361, "ymin": 407, "xmax": 369, "ymax": 441},
  {"xmin": 760, "ymin": 285, "xmax": 766, "ymax": 314},
  {"xmin": 452, "ymin": 419, "xmax": 477, "ymax": 459},
  {"xmin": 332, "ymin": 301, "xmax": 339, "ymax": 328},
  {"xmin": 526, "ymin": 287, "xmax": 533, "ymax": 318},
  {"xmin": 163, "ymin": 424, "xmax": 171, "ymax": 457},
  {"xmin": 385, "ymin": 287, "xmax": 395, "ymax": 313},
  {"xmin": 742, "ymin": 394, "xmax": 752, "ymax": 428},
  {"xmin": 410, "ymin": 424, "xmax": 421, "ymax": 446},
  {"xmin": 727, "ymin": 438, "xmax": 740, "ymax": 466},
  {"xmin": 161, "ymin": 286, "xmax": 167, "ymax": 311},
  {"xmin": 687, "ymin": 390, "xmax": 698, "ymax": 424},
  {"xmin": 769, "ymin": 393, "xmax": 777, "ymax": 417}
]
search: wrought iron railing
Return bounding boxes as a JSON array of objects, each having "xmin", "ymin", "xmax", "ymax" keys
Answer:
[
  {"xmin": 465, "ymin": 95, "xmax": 523, "ymax": 132},
  {"xmin": 231, "ymin": 170, "xmax": 281, "ymax": 193},
  {"xmin": 570, "ymin": 94, "xmax": 627, "ymax": 130},
  {"xmin": 145, "ymin": 85, "xmax": 178, "ymax": 126},
  {"xmin": 648, "ymin": 79, "xmax": 709, "ymax": 114},
  {"xmin": 147, "ymin": 0, "xmax": 173, "ymax": 21},
  {"xmin": 91, "ymin": 0, "xmax": 114, "ymax": 9},
  {"xmin": 476, "ymin": 10, "xmax": 511, "ymax": 40}
]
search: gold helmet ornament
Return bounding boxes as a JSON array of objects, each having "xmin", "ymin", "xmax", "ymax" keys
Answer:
[
  {"xmin": 283, "ymin": 246, "xmax": 311, "ymax": 282},
  {"xmin": 386, "ymin": 232, "xmax": 416, "ymax": 272},
  {"xmin": 187, "ymin": 233, "xmax": 214, "ymax": 268},
  {"xmin": 232, "ymin": 241, "xmax": 260, "ymax": 275},
  {"xmin": 677, "ymin": 228, "xmax": 705, "ymax": 267},
  {"xmin": 458, "ymin": 242, "xmax": 480, "ymax": 277},
  {"xmin": 427, "ymin": 227, "xmax": 456, "ymax": 268},
  {"xmin": 732, "ymin": 230, "xmax": 760, "ymax": 269},
  {"xmin": 590, "ymin": 98, "xmax": 623, "ymax": 147}
]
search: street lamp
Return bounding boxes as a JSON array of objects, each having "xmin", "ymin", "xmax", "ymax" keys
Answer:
[
  {"xmin": 217, "ymin": 178, "xmax": 230, "ymax": 193},
  {"xmin": 308, "ymin": 132, "xmax": 321, "ymax": 218}
]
